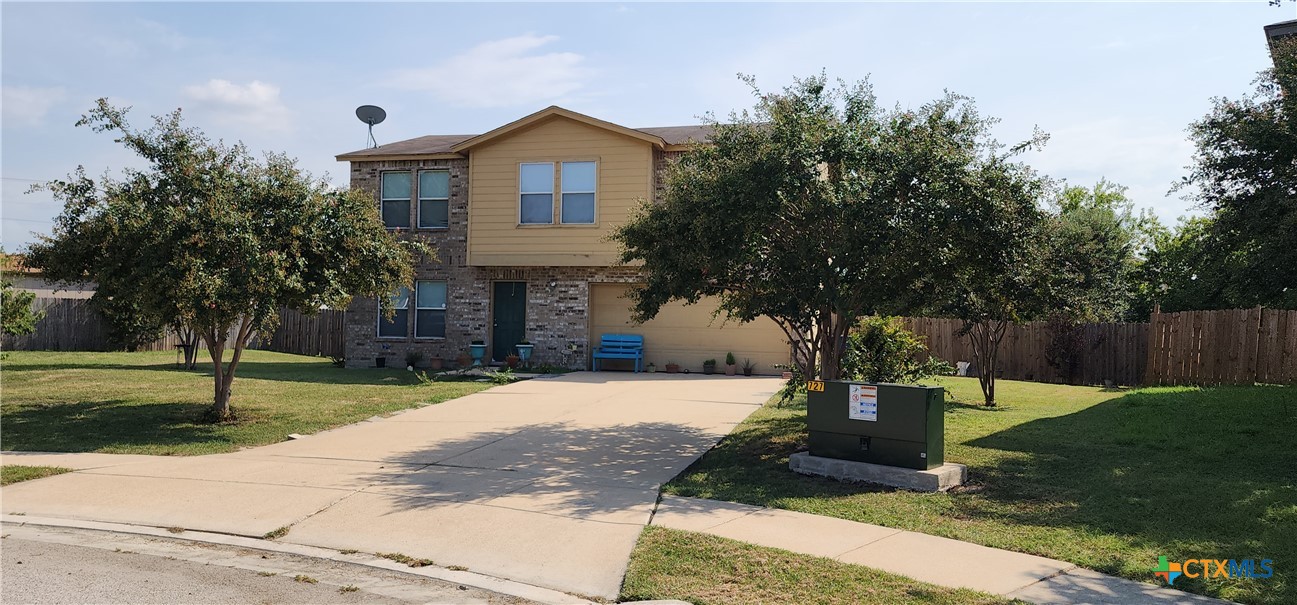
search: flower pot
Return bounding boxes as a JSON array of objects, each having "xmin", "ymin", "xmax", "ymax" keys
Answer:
[
  {"xmin": 665, "ymin": 363, "xmax": 680, "ymax": 374},
  {"xmin": 516, "ymin": 343, "xmax": 534, "ymax": 364},
  {"xmin": 429, "ymin": 357, "xmax": 444, "ymax": 370},
  {"xmin": 781, "ymin": 371, "xmax": 793, "ymax": 379},
  {"xmin": 743, "ymin": 368, "xmax": 753, "ymax": 377},
  {"xmin": 724, "ymin": 364, "xmax": 737, "ymax": 376},
  {"xmin": 375, "ymin": 357, "xmax": 386, "ymax": 369},
  {"xmin": 703, "ymin": 363, "xmax": 716, "ymax": 375},
  {"xmin": 505, "ymin": 354, "xmax": 520, "ymax": 369},
  {"xmin": 469, "ymin": 343, "xmax": 487, "ymax": 366},
  {"xmin": 646, "ymin": 364, "xmax": 656, "ymax": 373}
]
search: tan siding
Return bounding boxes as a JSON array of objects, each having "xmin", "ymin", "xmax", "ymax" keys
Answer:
[
  {"xmin": 467, "ymin": 116, "xmax": 653, "ymax": 267},
  {"xmin": 589, "ymin": 284, "xmax": 790, "ymax": 375}
]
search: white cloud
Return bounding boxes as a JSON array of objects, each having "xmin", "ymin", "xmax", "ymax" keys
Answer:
[
  {"xmin": 387, "ymin": 34, "xmax": 593, "ymax": 108},
  {"xmin": 1031, "ymin": 117, "xmax": 1196, "ymax": 221},
  {"xmin": 182, "ymin": 79, "xmax": 291, "ymax": 132},
  {"xmin": 2, "ymin": 85, "xmax": 67, "ymax": 126}
]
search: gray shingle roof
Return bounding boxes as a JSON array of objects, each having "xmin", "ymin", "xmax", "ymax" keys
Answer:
[{"xmin": 337, "ymin": 125, "xmax": 712, "ymax": 159}]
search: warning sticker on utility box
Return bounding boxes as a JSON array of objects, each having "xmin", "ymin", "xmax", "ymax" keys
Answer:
[{"xmin": 848, "ymin": 384, "xmax": 878, "ymax": 422}]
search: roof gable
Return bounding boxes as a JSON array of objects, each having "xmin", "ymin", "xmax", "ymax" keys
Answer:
[{"xmin": 449, "ymin": 106, "xmax": 665, "ymax": 152}]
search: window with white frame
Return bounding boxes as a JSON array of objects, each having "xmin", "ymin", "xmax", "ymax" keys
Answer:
[
  {"xmin": 560, "ymin": 161, "xmax": 596, "ymax": 224},
  {"xmin": 519, "ymin": 163, "xmax": 555, "ymax": 224},
  {"xmin": 415, "ymin": 280, "xmax": 447, "ymax": 338},
  {"xmin": 418, "ymin": 171, "xmax": 449, "ymax": 229},
  {"xmin": 377, "ymin": 287, "xmax": 410, "ymax": 337},
  {"xmin": 380, "ymin": 172, "xmax": 412, "ymax": 229}
]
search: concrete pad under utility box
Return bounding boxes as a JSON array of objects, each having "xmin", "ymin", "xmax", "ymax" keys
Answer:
[{"xmin": 790, "ymin": 452, "xmax": 967, "ymax": 492}]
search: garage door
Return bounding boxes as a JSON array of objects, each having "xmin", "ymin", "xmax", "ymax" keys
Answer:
[{"xmin": 589, "ymin": 283, "xmax": 790, "ymax": 375}]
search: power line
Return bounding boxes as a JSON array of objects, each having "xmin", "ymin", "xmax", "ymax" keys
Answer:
[{"xmin": 1, "ymin": 177, "xmax": 49, "ymax": 183}]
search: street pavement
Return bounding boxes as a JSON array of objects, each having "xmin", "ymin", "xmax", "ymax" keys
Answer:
[{"xmin": 1, "ymin": 522, "xmax": 528, "ymax": 605}]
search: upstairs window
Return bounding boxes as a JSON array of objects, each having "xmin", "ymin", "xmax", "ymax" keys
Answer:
[
  {"xmin": 519, "ymin": 163, "xmax": 555, "ymax": 224},
  {"xmin": 377, "ymin": 287, "xmax": 410, "ymax": 338},
  {"xmin": 418, "ymin": 171, "xmax": 450, "ymax": 229},
  {"xmin": 415, "ymin": 280, "xmax": 447, "ymax": 338},
  {"xmin": 560, "ymin": 161, "xmax": 596, "ymax": 224},
  {"xmin": 380, "ymin": 172, "xmax": 411, "ymax": 229}
]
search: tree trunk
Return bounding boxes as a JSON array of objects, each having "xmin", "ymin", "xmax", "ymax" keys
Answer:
[
  {"xmin": 202, "ymin": 316, "xmax": 255, "ymax": 421},
  {"xmin": 967, "ymin": 319, "xmax": 1008, "ymax": 406}
]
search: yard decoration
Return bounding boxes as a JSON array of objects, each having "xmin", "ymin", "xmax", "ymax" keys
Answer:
[
  {"xmin": 25, "ymin": 100, "xmax": 419, "ymax": 421},
  {"xmin": 724, "ymin": 352, "xmax": 737, "ymax": 375}
]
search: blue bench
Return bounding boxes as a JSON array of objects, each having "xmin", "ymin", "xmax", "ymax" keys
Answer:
[{"xmin": 592, "ymin": 334, "xmax": 644, "ymax": 372}]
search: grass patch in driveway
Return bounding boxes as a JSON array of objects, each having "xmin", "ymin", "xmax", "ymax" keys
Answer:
[
  {"xmin": 1, "ymin": 465, "xmax": 72, "ymax": 485},
  {"xmin": 0, "ymin": 350, "xmax": 491, "ymax": 456},
  {"xmin": 621, "ymin": 526, "xmax": 1014, "ymax": 605},
  {"xmin": 663, "ymin": 376, "xmax": 1297, "ymax": 605}
]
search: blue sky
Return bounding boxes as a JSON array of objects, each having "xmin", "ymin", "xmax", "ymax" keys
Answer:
[{"xmin": 2, "ymin": 1, "xmax": 1289, "ymax": 248}]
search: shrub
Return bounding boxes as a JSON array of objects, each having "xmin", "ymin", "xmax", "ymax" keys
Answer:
[{"xmin": 841, "ymin": 316, "xmax": 952, "ymax": 384}]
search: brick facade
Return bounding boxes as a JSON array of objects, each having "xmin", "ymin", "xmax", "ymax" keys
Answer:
[{"xmin": 343, "ymin": 157, "xmax": 655, "ymax": 370}]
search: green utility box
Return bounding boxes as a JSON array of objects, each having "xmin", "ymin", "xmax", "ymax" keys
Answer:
[{"xmin": 805, "ymin": 380, "xmax": 944, "ymax": 470}]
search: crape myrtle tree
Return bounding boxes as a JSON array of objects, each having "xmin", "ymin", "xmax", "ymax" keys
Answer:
[
  {"xmin": 614, "ymin": 74, "xmax": 1048, "ymax": 387},
  {"xmin": 26, "ymin": 100, "xmax": 420, "ymax": 420}
]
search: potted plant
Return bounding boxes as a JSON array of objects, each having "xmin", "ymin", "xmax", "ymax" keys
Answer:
[
  {"xmin": 404, "ymin": 350, "xmax": 424, "ymax": 371},
  {"xmin": 516, "ymin": 339, "xmax": 534, "ymax": 365},
  {"xmin": 703, "ymin": 359, "xmax": 717, "ymax": 375},
  {"xmin": 741, "ymin": 358, "xmax": 755, "ymax": 377},
  {"xmin": 665, "ymin": 361, "xmax": 680, "ymax": 373},
  {"xmin": 724, "ymin": 352, "xmax": 737, "ymax": 376},
  {"xmin": 646, "ymin": 362, "xmax": 656, "ymax": 373},
  {"xmin": 469, "ymin": 339, "xmax": 487, "ymax": 366},
  {"xmin": 505, "ymin": 353, "xmax": 520, "ymax": 368},
  {"xmin": 429, "ymin": 356, "xmax": 444, "ymax": 370}
]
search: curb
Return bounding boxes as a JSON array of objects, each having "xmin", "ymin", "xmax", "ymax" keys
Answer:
[{"xmin": 1, "ymin": 514, "xmax": 596, "ymax": 605}]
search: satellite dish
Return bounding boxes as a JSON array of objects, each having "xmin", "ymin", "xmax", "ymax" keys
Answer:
[{"xmin": 355, "ymin": 105, "xmax": 386, "ymax": 148}]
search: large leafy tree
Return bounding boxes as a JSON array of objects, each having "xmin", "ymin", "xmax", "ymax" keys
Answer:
[
  {"xmin": 1176, "ymin": 37, "xmax": 1297, "ymax": 308},
  {"xmin": 0, "ymin": 249, "xmax": 44, "ymax": 337},
  {"xmin": 27, "ymin": 100, "xmax": 418, "ymax": 419},
  {"xmin": 614, "ymin": 74, "xmax": 1047, "ymax": 386}
]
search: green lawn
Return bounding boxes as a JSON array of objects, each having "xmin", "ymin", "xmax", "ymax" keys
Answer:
[
  {"xmin": 621, "ymin": 526, "xmax": 1015, "ymax": 605},
  {"xmin": 0, "ymin": 350, "xmax": 491, "ymax": 456},
  {"xmin": 1, "ymin": 465, "xmax": 72, "ymax": 485},
  {"xmin": 664, "ymin": 377, "xmax": 1297, "ymax": 605}
]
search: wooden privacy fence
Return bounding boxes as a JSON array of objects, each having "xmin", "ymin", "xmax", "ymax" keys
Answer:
[
  {"xmin": 261, "ymin": 307, "xmax": 345, "ymax": 359},
  {"xmin": 900, "ymin": 317, "xmax": 1149, "ymax": 386},
  {"xmin": 1146, "ymin": 308, "xmax": 1297, "ymax": 386},
  {"xmin": 2, "ymin": 297, "xmax": 344, "ymax": 358}
]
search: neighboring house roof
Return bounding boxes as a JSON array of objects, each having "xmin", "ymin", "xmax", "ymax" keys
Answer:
[
  {"xmin": 636, "ymin": 125, "xmax": 713, "ymax": 147},
  {"xmin": 335, "ymin": 106, "xmax": 713, "ymax": 161}
]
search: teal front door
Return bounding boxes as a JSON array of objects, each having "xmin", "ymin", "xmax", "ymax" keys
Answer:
[{"xmin": 492, "ymin": 282, "xmax": 527, "ymax": 362}]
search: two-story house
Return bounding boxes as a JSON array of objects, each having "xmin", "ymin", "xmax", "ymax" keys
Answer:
[{"xmin": 337, "ymin": 106, "xmax": 790, "ymax": 372}]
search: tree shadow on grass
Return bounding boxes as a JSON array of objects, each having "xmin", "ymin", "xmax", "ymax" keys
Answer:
[
  {"xmin": 964, "ymin": 384, "xmax": 1296, "ymax": 603},
  {"xmin": 0, "ymin": 400, "xmax": 233, "ymax": 454},
  {"xmin": 3, "ymin": 359, "xmax": 426, "ymax": 387}
]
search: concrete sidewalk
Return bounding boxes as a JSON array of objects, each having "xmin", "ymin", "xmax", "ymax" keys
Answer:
[
  {"xmin": 2, "ymin": 372, "xmax": 783, "ymax": 600},
  {"xmin": 651, "ymin": 495, "xmax": 1231, "ymax": 605}
]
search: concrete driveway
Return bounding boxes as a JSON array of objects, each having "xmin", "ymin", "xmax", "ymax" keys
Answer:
[{"xmin": 1, "ymin": 372, "xmax": 782, "ymax": 599}]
